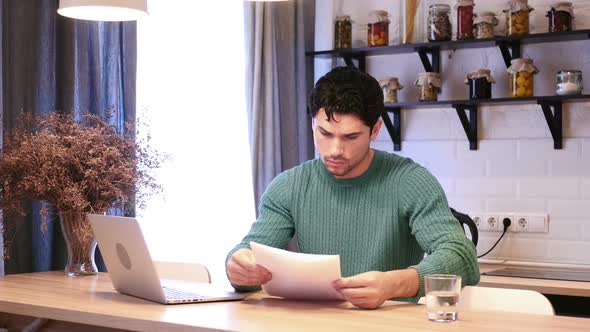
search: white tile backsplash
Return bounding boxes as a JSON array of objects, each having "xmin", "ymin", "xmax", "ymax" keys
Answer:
[
  {"xmin": 485, "ymin": 198, "xmax": 548, "ymax": 213},
  {"xmin": 319, "ymin": 0, "xmax": 590, "ymax": 266},
  {"xmin": 582, "ymin": 180, "xmax": 590, "ymax": 199},
  {"xmin": 549, "ymin": 200, "xmax": 590, "ymax": 218},
  {"xmin": 518, "ymin": 178, "xmax": 580, "ymax": 199},
  {"xmin": 446, "ymin": 196, "xmax": 486, "ymax": 213},
  {"xmin": 455, "ymin": 179, "xmax": 517, "ymax": 197},
  {"xmin": 548, "ymin": 219, "xmax": 584, "ymax": 241}
]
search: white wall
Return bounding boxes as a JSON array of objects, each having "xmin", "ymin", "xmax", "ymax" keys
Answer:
[{"xmin": 316, "ymin": 0, "xmax": 590, "ymax": 265}]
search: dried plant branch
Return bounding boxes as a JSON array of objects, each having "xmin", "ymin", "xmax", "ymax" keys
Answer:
[{"xmin": 0, "ymin": 112, "xmax": 167, "ymax": 258}]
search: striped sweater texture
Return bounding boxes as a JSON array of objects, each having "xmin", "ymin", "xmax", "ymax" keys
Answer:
[{"xmin": 226, "ymin": 150, "xmax": 480, "ymax": 302}]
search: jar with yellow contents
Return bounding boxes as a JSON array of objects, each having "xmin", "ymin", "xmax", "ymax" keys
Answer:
[
  {"xmin": 507, "ymin": 58, "xmax": 539, "ymax": 97},
  {"xmin": 368, "ymin": 10, "xmax": 390, "ymax": 47},
  {"xmin": 504, "ymin": 0, "xmax": 534, "ymax": 36}
]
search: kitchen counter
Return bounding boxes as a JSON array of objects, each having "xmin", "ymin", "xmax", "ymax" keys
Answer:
[{"xmin": 479, "ymin": 264, "xmax": 590, "ymax": 297}]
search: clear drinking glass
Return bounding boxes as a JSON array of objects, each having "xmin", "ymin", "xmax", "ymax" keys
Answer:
[{"xmin": 425, "ymin": 274, "xmax": 462, "ymax": 322}]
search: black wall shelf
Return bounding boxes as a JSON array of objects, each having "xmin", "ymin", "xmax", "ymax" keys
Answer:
[{"xmin": 306, "ymin": 30, "xmax": 590, "ymax": 151}]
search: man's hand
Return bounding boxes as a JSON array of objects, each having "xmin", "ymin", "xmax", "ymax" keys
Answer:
[
  {"xmin": 333, "ymin": 269, "xmax": 419, "ymax": 309},
  {"xmin": 226, "ymin": 248, "xmax": 272, "ymax": 287}
]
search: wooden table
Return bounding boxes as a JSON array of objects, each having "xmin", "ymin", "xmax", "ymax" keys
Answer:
[
  {"xmin": 479, "ymin": 264, "xmax": 590, "ymax": 297},
  {"xmin": 0, "ymin": 272, "xmax": 588, "ymax": 332}
]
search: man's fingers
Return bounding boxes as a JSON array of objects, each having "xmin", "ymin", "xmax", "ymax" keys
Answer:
[
  {"xmin": 338, "ymin": 287, "xmax": 369, "ymax": 299},
  {"xmin": 333, "ymin": 276, "xmax": 367, "ymax": 289}
]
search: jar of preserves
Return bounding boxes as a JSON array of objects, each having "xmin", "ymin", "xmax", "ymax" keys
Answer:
[
  {"xmin": 504, "ymin": 0, "xmax": 534, "ymax": 36},
  {"xmin": 547, "ymin": 2, "xmax": 573, "ymax": 33},
  {"xmin": 556, "ymin": 70, "xmax": 583, "ymax": 95},
  {"xmin": 368, "ymin": 10, "xmax": 390, "ymax": 47},
  {"xmin": 507, "ymin": 58, "xmax": 539, "ymax": 97},
  {"xmin": 379, "ymin": 77, "xmax": 404, "ymax": 103},
  {"xmin": 428, "ymin": 4, "xmax": 452, "ymax": 42},
  {"xmin": 415, "ymin": 72, "xmax": 442, "ymax": 102},
  {"xmin": 474, "ymin": 11, "xmax": 499, "ymax": 39},
  {"xmin": 465, "ymin": 69, "xmax": 496, "ymax": 100},
  {"xmin": 456, "ymin": 0, "xmax": 475, "ymax": 40},
  {"xmin": 334, "ymin": 15, "xmax": 353, "ymax": 49}
]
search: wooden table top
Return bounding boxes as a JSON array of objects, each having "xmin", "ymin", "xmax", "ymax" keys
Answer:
[{"xmin": 0, "ymin": 272, "xmax": 588, "ymax": 331}]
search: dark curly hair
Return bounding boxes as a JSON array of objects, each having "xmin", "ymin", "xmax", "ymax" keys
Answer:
[{"xmin": 308, "ymin": 66, "xmax": 384, "ymax": 130}]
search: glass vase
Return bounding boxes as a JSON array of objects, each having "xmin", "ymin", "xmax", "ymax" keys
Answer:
[{"xmin": 59, "ymin": 211, "xmax": 98, "ymax": 276}]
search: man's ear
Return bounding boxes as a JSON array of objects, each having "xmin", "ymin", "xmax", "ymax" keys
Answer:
[{"xmin": 370, "ymin": 118, "xmax": 383, "ymax": 141}]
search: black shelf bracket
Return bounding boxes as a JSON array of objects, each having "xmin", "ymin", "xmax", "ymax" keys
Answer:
[
  {"xmin": 496, "ymin": 40, "xmax": 521, "ymax": 68},
  {"xmin": 537, "ymin": 100, "xmax": 563, "ymax": 149},
  {"xmin": 453, "ymin": 104, "xmax": 478, "ymax": 150},
  {"xmin": 342, "ymin": 54, "xmax": 366, "ymax": 72},
  {"xmin": 382, "ymin": 108, "xmax": 402, "ymax": 151},
  {"xmin": 415, "ymin": 46, "xmax": 441, "ymax": 73}
]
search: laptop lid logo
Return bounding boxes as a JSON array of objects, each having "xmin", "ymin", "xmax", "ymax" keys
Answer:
[{"xmin": 116, "ymin": 243, "xmax": 132, "ymax": 270}]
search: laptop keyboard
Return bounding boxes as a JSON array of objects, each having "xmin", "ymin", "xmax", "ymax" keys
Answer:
[{"xmin": 162, "ymin": 286, "xmax": 206, "ymax": 301}]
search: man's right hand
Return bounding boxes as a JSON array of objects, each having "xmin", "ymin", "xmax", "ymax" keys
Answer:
[{"xmin": 226, "ymin": 248, "xmax": 272, "ymax": 286}]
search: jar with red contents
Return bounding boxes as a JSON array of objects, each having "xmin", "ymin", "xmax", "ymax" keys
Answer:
[
  {"xmin": 368, "ymin": 10, "xmax": 390, "ymax": 47},
  {"xmin": 456, "ymin": 0, "xmax": 475, "ymax": 40}
]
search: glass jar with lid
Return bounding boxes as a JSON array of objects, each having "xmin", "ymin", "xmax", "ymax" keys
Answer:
[
  {"xmin": 547, "ymin": 2, "xmax": 574, "ymax": 33},
  {"xmin": 507, "ymin": 58, "xmax": 539, "ymax": 97},
  {"xmin": 474, "ymin": 12, "xmax": 499, "ymax": 39},
  {"xmin": 427, "ymin": 4, "xmax": 452, "ymax": 42},
  {"xmin": 504, "ymin": 0, "xmax": 534, "ymax": 36},
  {"xmin": 368, "ymin": 10, "xmax": 390, "ymax": 47},
  {"xmin": 556, "ymin": 70, "xmax": 583, "ymax": 95},
  {"xmin": 456, "ymin": 0, "xmax": 475, "ymax": 40},
  {"xmin": 379, "ymin": 77, "xmax": 404, "ymax": 103},
  {"xmin": 415, "ymin": 72, "xmax": 442, "ymax": 102},
  {"xmin": 465, "ymin": 69, "xmax": 496, "ymax": 100},
  {"xmin": 334, "ymin": 15, "xmax": 353, "ymax": 49}
]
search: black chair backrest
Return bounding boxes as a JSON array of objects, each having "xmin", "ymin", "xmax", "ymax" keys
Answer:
[{"xmin": 451, "ymin": 208, "xmax": 478, "ymax": 246}]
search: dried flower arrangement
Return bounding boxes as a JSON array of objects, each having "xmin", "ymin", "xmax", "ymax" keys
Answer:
[{"xmin": 0, "ymin": 112, "xmax": 166, "ymax": 267}]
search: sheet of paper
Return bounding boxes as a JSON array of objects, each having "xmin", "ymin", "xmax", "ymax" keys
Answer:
[{"xmin": 250, "ymin": 241, "xmax": 344, "ymax": 301}]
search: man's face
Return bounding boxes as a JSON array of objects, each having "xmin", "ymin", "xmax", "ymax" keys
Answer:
[{"xmin": 313, "ymin": 108, "xmax": 382, "ymax": 179}]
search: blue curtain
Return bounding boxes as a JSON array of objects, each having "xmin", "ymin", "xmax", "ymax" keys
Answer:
[{"xmin": 1, "ymin": 0, "xmax": 136, "ymax": 274}]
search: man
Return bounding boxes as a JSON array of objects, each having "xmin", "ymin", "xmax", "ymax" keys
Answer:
[{"xmin": 226, "ymin": 66, "xmax": 479, "ymax": 309}]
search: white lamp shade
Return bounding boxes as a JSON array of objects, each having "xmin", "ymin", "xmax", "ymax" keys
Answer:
[{"xmin": 57, "ymin": 0, "xmax": 148, "ymax": 21}]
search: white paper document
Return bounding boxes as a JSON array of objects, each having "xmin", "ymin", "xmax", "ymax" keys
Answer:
[{"xmin": 250, "ymin": 241, "xmax": 344, "ymax": 300}]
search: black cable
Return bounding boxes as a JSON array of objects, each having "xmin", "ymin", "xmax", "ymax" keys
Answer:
[{"xmin": 477, "ymin": 218, "xmax": 512, "ymax": 258}]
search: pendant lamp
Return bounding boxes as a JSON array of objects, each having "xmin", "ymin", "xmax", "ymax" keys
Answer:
[{"xmin": 57, "ymin": 0, "xmax": 148, "ymax": 21}]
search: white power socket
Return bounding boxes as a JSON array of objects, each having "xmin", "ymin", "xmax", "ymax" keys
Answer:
[{"xmin": 469, "ymin": 212, "xmax": 549, "ymax": 233}]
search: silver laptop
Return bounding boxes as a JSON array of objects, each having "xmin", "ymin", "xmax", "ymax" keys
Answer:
[{"xmin": 88, "ymin": 214, "xmax": 246, "ymax": 304}]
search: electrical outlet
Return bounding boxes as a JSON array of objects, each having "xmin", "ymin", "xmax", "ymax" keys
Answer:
[
  {"xmin": 498, "ymin": 214, "xmax": 515, "ymax": 232},
  {"xmin": 469, "ymin": 212, "xmax": 549, "ymax": 233},
  {"xmin": 512, "ymin": 216, "xmax": 530, "ymax": 232}
]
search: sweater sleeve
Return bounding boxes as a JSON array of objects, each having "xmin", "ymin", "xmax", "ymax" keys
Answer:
[
  {"xmin": 399, "ymin": 165, "xmax": 480, "ymax": 299},
  {"xmin": 225, "ymin": 171, "xmax": 296, "ymax": 292}
]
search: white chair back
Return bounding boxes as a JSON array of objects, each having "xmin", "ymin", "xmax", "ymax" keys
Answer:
[{"xmin": 458, "ymin": 286, "xmax": 555, "ymax": 316}]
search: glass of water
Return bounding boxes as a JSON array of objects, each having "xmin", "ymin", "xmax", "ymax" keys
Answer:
[{"xmin": 424, "ymin": 274, "xmax": 462, "ymax": 322}]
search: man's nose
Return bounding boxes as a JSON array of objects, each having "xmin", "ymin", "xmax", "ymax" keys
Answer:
[{"xmin": 329, "ymin": 139, "xmax": 344, "ymax": 156}]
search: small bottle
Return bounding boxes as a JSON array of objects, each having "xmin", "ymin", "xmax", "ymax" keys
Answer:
[
  {"xmin": 474, "ymin": 12, "xmax": 499, "ymax": 39},
  {"xmin": 465, "ymin": 69, "xmax": 496, "ymax": 100},
  {"xmin": 456, "ymin": 0, "xmax": 475, "ymax": 40},
  {"xmin": 415, "ymin": 72, "xmax": 441, "ymax": 102},
  {"xmin": 504, "ymin": 0, "xmax": 534, "ymax": 36},
  {"xmin": 334, "ymin": 15, "xmax": 353, "ymax": 49},
  {"xmin": 556, "ymin": 70, "xmax": 583, "ymax": 95},
  {"xmin": 547, "ymin": 2, "xmax": 574, "ymax": 33},
  {"xmin": 379, "ymin": 77, "xmax": 404, "ymax": 103},
  {"xmin": 368, "ymin": 10, "xmax": 390, "ymax": 47},
  {"xmin": 428, "ymin": 4, "xmax": 452, "ymax": 42},
  {"xmin": 507, "ymin": 58, "xmax": 539, "ymax": 97}
]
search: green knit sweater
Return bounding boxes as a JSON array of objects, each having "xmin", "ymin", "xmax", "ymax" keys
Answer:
[{"xmin": 226, "ymin": 150, "xmax": 480, "ymax": 302}]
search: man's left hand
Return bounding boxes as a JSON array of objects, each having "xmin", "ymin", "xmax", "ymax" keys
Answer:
[
  {"xmin": 332, "ymin": 271, "xmax": 393, "ymax": 309},
  {"xmin": 333, "ymin": 269, "xmax": 419, "ymax": 309}
]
